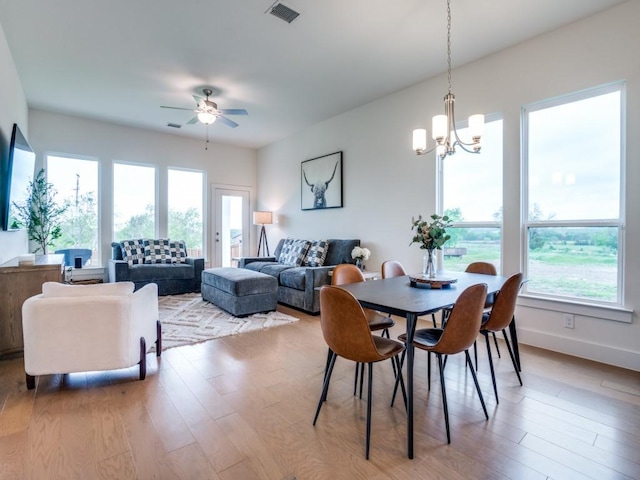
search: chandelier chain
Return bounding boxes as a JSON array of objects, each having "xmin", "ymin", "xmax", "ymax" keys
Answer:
[{"xmin": 446, "ymin": 0, "xmax": 452, "ymax": 94}]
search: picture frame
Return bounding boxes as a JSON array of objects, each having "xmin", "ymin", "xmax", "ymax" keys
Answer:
[{"xmin": 301, "ymin": 151, "xmax": 343, "ymax": 210}]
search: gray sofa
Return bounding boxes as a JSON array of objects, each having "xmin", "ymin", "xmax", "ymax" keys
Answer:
[
  {"xmin": 109, "ymin": 242, "xmax": 204, "ymax": 295},
  {"xmin": 239, "ymin": 238, "xmax": 360, "ymax": 314}
]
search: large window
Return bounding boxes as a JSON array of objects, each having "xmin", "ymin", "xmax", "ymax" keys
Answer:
[
  {"xmin": 46, "ymin": 155, "xmax": 99, "ymax": 265},
  {"xmin": 523, "ymin": 83, "xmax": 624, "ymax": 304},
  {"xmin": 440, "ymin": 118, "xmax": 503, "ymax": 273},
  {"xmin": 168, "ymin": 168, "xmax": 204, "ymax": 257},
  {"xmin": 113, "ymin": 162, "xmax": 156, "ymax": 240}
]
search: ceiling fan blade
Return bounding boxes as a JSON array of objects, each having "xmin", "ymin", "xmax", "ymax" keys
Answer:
[
  {"xmin": 186, "ymin": 116, "xmax": 199, "ymax": 125},
  {"xmin": 161, "ymin": 106, "xmax": 193, "ymax": 111},
  {"xmin": 217, "ymin": 115, "xmax": 239, "ymax": 128},
  {"xmin": 192, "ymin": 95, "xmax": 205, "ymax": 107},
  {"xmin": 218, "ymin": 109, "xmax": 248, "ymax": 116}
]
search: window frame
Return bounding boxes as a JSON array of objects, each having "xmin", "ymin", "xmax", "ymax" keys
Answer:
[
  {"xmin": 112, "ymin": 160, "xmax": 158, "ymax": 240},
  {"xmin": 167, "ymin": 166, "xmax": 206, "ymax": 259},
  {"xmin": 521, "ymin": 81, "xmax": 626, "ymax": 307},
  {"xmin": 45, "ymin": 152, "xmax": 101, "ymax": 265},
  {"xmin": 438, "ymin": 114, "xmax": 504, "ymax": 273}
]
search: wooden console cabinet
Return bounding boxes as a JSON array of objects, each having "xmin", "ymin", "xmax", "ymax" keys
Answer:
[{"xmin": 0, "ymin": 254, "xmax": 64, "ymax": 356}]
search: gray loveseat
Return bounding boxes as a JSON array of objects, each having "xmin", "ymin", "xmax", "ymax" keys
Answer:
[
  {"xmin": 109, "ymin": 241, "xmax": 204, "ymax": 295},
  {"xmin": 239, "ymin": 238, "xmax": 360, "ymax": 314}
]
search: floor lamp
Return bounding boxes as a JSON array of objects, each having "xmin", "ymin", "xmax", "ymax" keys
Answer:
[{"xmin": 253, "ymin": 211, "xmax": 273, "ymax": 257}]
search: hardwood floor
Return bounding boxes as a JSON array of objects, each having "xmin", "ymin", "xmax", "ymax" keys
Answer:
[{"xmin": 1, "ymin": 306, "xmax": 639, "ymax": 479}]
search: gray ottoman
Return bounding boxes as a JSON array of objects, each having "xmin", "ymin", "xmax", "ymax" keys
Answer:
[{"xmin": 201, "ymin": 267, "xmax": 278, "ymax": 316}]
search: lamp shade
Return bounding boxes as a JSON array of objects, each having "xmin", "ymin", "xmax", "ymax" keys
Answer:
[
  {"xmin": 253, "ymin": 211, "xmax": 273, "ymax": 225},
  {"xmin": 412, "ymin": 129, "xmax": 427, "ymax": 152}
]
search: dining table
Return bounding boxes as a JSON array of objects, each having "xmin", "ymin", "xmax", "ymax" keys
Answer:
[{"xmin": 338, "ymin": 270, "xmax": 510, "ymax": 459}]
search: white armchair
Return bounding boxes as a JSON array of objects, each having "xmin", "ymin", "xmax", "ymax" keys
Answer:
[{"xmin": 22, "ymin": 281, "xmax": 161, "ymax": 389}]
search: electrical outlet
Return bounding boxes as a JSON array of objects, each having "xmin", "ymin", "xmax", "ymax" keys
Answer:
[{"xmin": 563, "ymin": 314, "xmax": 574, "ymax": 329}]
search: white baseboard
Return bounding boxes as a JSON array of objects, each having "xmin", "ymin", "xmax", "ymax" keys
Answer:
[{"xmin": 518, "ymin": 328, "xmax": 640, "ymax": 372}]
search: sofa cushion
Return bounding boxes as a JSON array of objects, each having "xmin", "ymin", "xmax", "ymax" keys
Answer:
[
  {"xmin": 128, "ymin": 263, "xmax": 194, "ymax": 282},
  {"xmin": 121, "ymin": 239, "xmax": 146, "ymax": 266},
  {"xmin": 324, "ymin": 239, "xmax": 361, "ymax": 265},
  {"xmin": 169, "ymin": 240, "xmax": 187, "ymax": 263},
  {"xmin": 244, "ymin": 261, "xmax": 275, "ymax": 272},
  {"xmin": 144, "ymin": 238, "xmax": 172, "ymax": 264},
  {"xmin": 259, "ymin": 263, "xmax": 294, "ymax": 278},
  {"xmin": 278, "ymin": 239, "xmax": 311, "ymax": 267},
  {"xmin": 279, "ymin": 267, "xmax": 307, "ymax": 291},
  {"xmin": 304, "ymin": 240, "xmax": 329, "ymax": 267}
]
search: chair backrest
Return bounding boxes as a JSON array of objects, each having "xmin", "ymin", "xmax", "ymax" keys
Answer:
[
  {"xmin": 319, "ymin": 286, "xmax": 385, "ymax": 363},
  {"xmin": 433, "ymin": 283, "xmax": 488, "ymax": 355},
  {"xmin": 331, "ymin": 263, "xmax": 365, "ymax": 285},
  {"xmin": 465, "ymin": 261, "xmax": 497, "ymax": 275},
  {"xmin": 482, "ymin": 272, "xmax": 523, "ymax": 332},
  {"xmin": 381, "ymin": 260, "xmax": 407, "ymax": 279}
]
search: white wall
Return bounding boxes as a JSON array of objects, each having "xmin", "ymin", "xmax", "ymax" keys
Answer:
[
  {"xmin": 257, "ymin": 1, "xmax": 640, "ymax": 370},
  {"xmin": 0, "ymin": 22, "xmax": 29, "ymax": 263},
  {"xmin": 28, "ymin": 110, "xmax": 257, "ymax": 267}
]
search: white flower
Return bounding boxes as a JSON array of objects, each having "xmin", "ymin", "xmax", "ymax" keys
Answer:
[{"xmin": 351, "ymin": 246, "xmax": 371, "ymax": 261}]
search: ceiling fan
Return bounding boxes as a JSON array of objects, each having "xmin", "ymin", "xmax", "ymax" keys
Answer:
[{"xmin": 161, "ymin": 88, "xmax": 248, "ymax": 128}]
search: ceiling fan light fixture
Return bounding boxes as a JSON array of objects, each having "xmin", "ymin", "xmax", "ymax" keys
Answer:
[{"xmin": 197, "ymin": 112, "xmax": 216, "ymax": 125}]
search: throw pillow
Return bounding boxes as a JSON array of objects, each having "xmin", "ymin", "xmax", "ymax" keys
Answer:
[
  {"xmin": 144, "ymin": 238, "xmax": 172, "ymax": 264},
  {"xmin": 279, "ymin": 239, "xmax": 311, "ymax": 267},
  {"xmin": 120, "ymin": 239, "xmax": 145, "ymax": 266},
  {"xmin": 304, "ymin": 239, "xmax": 330, "ymax": 267},
  {"xmin": 169, "ymin": 240, "xmax": 188, "ymax": 263}
]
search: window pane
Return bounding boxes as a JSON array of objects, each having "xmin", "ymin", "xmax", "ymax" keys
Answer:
[
  {"xmin": 47, "ymin": 156, "xmax": 99, "ymax": 265},
  {"xmin": 113, "ymin": 163, "xmax": 155, "ymax": 239},
  {"xmin": 528, "ymin": 91, "xmax": 620, "ymax": 221},
  {"xmin": 443, "ymin": 119, "xmax": 503, "ymax": 222},
  {"xmin": 442, "ymin": 227, "xmax": 501, "ymax": 273},
  {"xmin": 526, "ymin": 226, "xmax": 618, "ymax": 302},
  {"xmin": 168, "ymin": 169, "xmax": 204, "ymax": 257}
]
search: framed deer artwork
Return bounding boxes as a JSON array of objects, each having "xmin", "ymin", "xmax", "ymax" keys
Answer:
[{"xmin": 301, "ymin": 151, "xmax": 343, "ymax": 210}]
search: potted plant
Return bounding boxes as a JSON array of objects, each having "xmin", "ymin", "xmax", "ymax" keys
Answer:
[
  {"xmin": 11, "ymin": 168, "xmax": 67, "ymax": 254},
  {"xmin": 410, "ymin": 214, "xmax": 452, "ymax": 278},
  {"xmin": 351, "ymin": 246, "xmax": 371, "ymax": 270}
]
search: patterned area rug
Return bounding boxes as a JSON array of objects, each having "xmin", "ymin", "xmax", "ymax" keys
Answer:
[{"xmin": 155, "ymin": 293, "xmax": 299, "ymax": 351}]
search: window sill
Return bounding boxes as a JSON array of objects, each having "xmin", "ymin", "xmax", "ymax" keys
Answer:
[{"xmin": 517, "ymin": 294, "xmax": 633, "ymax": 324}]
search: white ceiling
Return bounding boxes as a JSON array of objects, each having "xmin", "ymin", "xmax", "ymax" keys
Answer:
[{"xmin": 0, "ymin": 0, "xmax": 627, "ymax": 149}]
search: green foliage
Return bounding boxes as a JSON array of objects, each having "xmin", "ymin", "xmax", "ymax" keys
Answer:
[
  {"xmin": 168, "ymin": 207, "xmax": 203, "ymax": 249},
  {"xmin": 11, "ymin": 168, "xmax": 68, "ymax": 254},
  {"xmin": 410, "ymin": 213, "xmax": 452, "ymax": 250},
  {"xmin": 443, "ymin": 208, "xmax": 463, "ymax": 246},
  {"xmin": 53, "ymin": 192, "xmax": 98, "ymax": 251},
  {"xmin": 115, "ymin": 204, "xmax": 155, "ymax": 240}
]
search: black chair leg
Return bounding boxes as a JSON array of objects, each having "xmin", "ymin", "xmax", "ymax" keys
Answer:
[
  {"xmin": 156, "ymin": 320, "xmax": 162, "ymax": 357},
  {"xmin": 314, "ymin": 352, "xmax": 337, "ymax": 425},
  {"xmin": 390, "ymin": 349, "xmax": 406, "ymax": 407},
  {"xmin": 322, "ymin": 349, "xmax": 336, "ymax": 402},
  {"xmin": 393, "ymin": 355, "xmax": 407, "ymax": 410},
  {"xmin": 465, "ymin": 350, "xmax": 489, "ymax": 420},
  {"xmin": 353, "ymin": 362, "xmax": 359, "ymax": 395},
  {"xmin": 502, "ymin": 329, "xmax": 523, "ymax": 386},
  {"xmin": 427, "ymin": 351, "xmax": 432, "ymax": 390},
  {"xmin": 365, "ymin": 362, "xmax": 373, "ymax": 460},
  {"xmin": 436, "ymin": 354, "xmax": 451, "ymax": 444},
  {"xmin": 492, "ymin": 332, "xmax": 501, "ymax": 358},
  {"xmin": 358, "ymin": 362, "xmax": 365, "ymax": 399},
  {"xmin": 139, "ymin": 337, "xmax": 147, "ymax": 381},
  {"xmin": 484, "ymin": 332, "xmax": 499, "ymax": 403},
  {"xmin": 431, "ymin": 313, "xmax": 438, "ymax": 327}
]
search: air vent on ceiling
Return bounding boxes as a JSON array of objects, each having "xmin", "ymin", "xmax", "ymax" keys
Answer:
[
  {"xmin": 167, "ymin": 122, "xmax": 182, "ymax": 129},
  {"xmin": 268, "ymin": 3, "xmax": 300, "ymax": 23}
]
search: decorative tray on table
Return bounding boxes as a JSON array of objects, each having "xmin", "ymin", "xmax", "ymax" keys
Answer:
[{"xmin": 409, "ymin": 274, "xmax": 458, "ymax": 289}]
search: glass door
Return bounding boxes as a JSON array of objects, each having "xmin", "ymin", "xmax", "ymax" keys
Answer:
[{"xmin": 212, "ymin": 186, "xmax": 250, "ymax": 267}]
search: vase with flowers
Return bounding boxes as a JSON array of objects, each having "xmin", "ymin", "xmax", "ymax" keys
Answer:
[
  {"xmin": 351, "ymin": 246, "xmax": 371, "ymax": 271},
  {"xmin": 410, "ymin": 214, "xmax": 452, "ymax": 278}
]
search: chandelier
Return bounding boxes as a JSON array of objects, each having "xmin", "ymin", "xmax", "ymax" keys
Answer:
[{"xmin": 412, "ymin": 0, "xmax": 484, "ymax": 159}]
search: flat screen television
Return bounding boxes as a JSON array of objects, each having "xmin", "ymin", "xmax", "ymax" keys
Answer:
[{"xmin": 2, "ymin": 123, "xmax": 36, "ymax": 231}]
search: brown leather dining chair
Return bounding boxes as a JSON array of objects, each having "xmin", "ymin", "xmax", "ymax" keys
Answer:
[
  {"xmin": 479, "ymin": 272, "xmax": 524, "ymax": 403},
  {"xmin": 313, "ymin": 285, "xmax": 405, "ymax": 460},
  {"xmin": 382, "ymin": 260, "xmax": 438, "ymax": 328},
  {"xmin": 332, "ymin": 264, "xmax": 395, "ymax": 397},
  {"xmin": 393, "ymin": 283, "xmax": 489, "ymax": 443}
]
